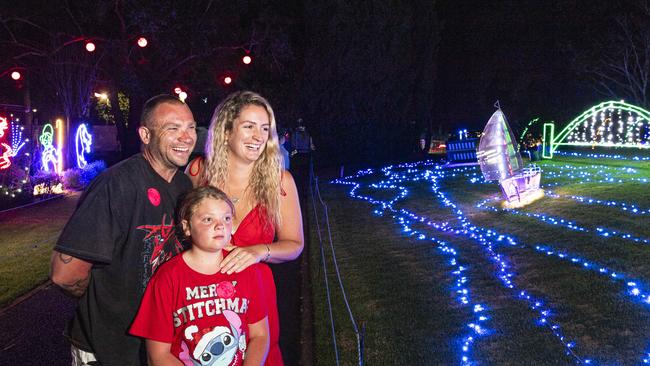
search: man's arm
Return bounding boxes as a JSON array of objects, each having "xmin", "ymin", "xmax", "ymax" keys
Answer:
[{"xmin": 50, "ymin": 250, "xmax": 93, "ymax": 297}]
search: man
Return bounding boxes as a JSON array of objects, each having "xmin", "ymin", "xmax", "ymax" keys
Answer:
[
  {"xmin": 50, "ymin": 94, "xmax": 197, "ymax": 365},
  {"xmin": 290, "ymin": 118, "xmax": 315, "ymax": 156},
  {"xmin": 279, "ymin": 130, "xmax": 290, "ymax": 170},
  {"xmin": 289, "ymin": 118, "xmax": 314, "ymax": 194}
]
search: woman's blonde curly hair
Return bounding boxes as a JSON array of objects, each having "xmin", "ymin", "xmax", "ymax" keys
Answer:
[{"xmin": 204, "ymin": 91, "xmax": 283, "ymax": 227}]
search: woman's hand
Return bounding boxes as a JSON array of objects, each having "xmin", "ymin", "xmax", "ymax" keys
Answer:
[{"xmin": 219, "ymin": 244, "xmax": 263, "ymax": 274}]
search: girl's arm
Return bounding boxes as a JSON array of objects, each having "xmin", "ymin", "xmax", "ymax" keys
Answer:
[
  {"xmin": 146, "ymin": 340, "xmax": 183, "ymax": 366},
  {"xmin": 220, "ymin": 170, "xmax": 304, "ymax": 274},
  {"xmin": 243, "ymin": 316, "xmax": 270, "ymax": 366}
]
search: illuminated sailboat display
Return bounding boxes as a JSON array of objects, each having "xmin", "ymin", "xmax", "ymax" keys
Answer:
[{"xmin": 477, "ymin": 104, "xmax": 543, "ymax": 207}]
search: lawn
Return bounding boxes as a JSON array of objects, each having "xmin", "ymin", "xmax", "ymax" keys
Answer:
[
  {"xmin": 0, "ymin": 193, "xmax": 79, "ymax": 307},
  {"xmin": 310, "ymin": 153, "xmax": 650, "ymax": 365}
]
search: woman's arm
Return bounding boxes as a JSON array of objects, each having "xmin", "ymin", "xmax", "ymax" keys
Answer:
[
  {"xmin": 146, "ymin": 340, "xmax": 183, "ymax": 366},
  {"xmin": 219, "ymin": 170, "xmax": 304, "ymax": 274},
  {"xmin": 265, "ymin": 170, "xmax": 304, "ymax": 263},
  {"xmin": 243, "ymin": 317, "xmax": 270, "ymax": 366}
]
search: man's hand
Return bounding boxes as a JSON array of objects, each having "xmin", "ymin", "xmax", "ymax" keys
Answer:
[{"xmin": 50, "ymin": 250, "xmax": 93, "ymax": 297}]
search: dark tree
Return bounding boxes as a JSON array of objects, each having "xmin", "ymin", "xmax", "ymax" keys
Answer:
[
  {"xmin": 1, "ymin": 0, "xmax": 299, "ymax": 162},
  {"xmin": 567, "ymin": 1, "xmax": 650, "ymax": 108},
  {"xmin": 300, "ymin": 0, "xmax": 441, "ymax": 165}
]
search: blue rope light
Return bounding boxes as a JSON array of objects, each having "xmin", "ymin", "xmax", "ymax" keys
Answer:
[
  {"xmin": 554, "ymin": 150, "xmax": 650, "ymax": 161},
  {"xmin": 332, "ymin": 158, "xmax": 650, "ymax": 364}
]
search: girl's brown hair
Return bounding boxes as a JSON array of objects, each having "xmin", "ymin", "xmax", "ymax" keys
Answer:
[{"xmin": 176, "ymin": 186, "xmax": 235, "ymax": 241}]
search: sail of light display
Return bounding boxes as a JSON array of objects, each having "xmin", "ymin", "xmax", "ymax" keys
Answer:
[{"xmin": 477, "ymin": 106, "xmax": 542, "ymax": 205}]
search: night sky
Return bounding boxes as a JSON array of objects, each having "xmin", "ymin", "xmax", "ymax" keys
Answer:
[{"xmin": 0, "ymin": 0, "xmax": 644, "ymax": 164}]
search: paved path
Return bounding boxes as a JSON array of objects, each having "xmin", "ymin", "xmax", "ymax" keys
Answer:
[
  {"xmin": 0, "ymin": 282, "xmax": 76, "ymax": 365},
  {"xmin": 0, "ymin": 194, "xmax": 80, "ymax": 366}
]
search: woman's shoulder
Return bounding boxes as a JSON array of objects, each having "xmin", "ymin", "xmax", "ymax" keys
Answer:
[
  {"xmin": 185, "ymin": 155, "xmax": 206, "ymax": 187},
  {"xmin": 279, "ymin": 169, "xmax": 297, "ymax": 197}
]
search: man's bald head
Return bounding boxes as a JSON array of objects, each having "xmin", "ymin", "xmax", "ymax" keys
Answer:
[{"xmin": 140, "ymin": 94, "xmax": 186, "ymax": 128}]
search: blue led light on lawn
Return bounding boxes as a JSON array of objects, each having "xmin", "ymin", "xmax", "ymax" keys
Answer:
[
  {"xmin": 555, "ymin": 150, "xmax": 650, "ymax": 161},
  {"xmin": 476, "ymin": 196, "xmax": 650, "ymax": 246},
  {"xmin": 335, "ymin": 164, "xmax": 588, "ymax": 363},
  {"xmin": 545, "ymin": 191, "xmax": 650, "ymax": 216},
  {"xmin": 332, "ymin": 156, "xmax": 649, "ymax": 364}
]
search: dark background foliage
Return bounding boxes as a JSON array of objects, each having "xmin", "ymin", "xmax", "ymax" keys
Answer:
[{"xmin": 2, "ymin": 0, "xmax": 649, "ymax": 166}]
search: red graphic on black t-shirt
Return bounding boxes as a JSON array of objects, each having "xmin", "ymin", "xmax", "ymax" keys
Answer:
[
  {"xmin": 137, "ymin": 214, "xmax": 184, "ymax": 286},
  {"xmin": 147, "ymin": 188, "xmax": 161, "ymax": 206}
]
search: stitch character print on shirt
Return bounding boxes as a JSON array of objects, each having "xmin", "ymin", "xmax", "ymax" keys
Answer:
[{"xmin": 180, "ymin": 310, "xmax": 247, "ymax": 366}]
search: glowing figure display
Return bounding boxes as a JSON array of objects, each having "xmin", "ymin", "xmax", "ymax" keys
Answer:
[
  {"xmin": 11, "ymin": 123, "xmax": 27, "ymax": 155},
  {"xmin": 75, "ymin": 123, "xmax": 92, "ymax": 168},
  {"xmin": 40, "ymin": 124, "xmax": 60, "ymax": 173},
  {"xmin": 0, "ymin": 143, "xmax": 13, "ymax": 169},
  {"xmin": 477, "ymin": 105, "xmax": 543, "ymax": 206},
  {"xmin": 0, "ymin": 117, "xmax": 7, "ymax": 138},
  {"xmin": 0, "ymin": 116, "xmax": 27, "ymax": 170}
]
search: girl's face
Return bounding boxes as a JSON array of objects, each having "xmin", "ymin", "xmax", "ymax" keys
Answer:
[
  {"xmin": 183, "ymin": 197, "xmax": 233, "ymax": 253},
  {"xmin": 226, "ymin": 104, "xmax": 270, "ymax": 164}
]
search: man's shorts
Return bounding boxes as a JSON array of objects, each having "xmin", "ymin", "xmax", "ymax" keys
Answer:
[{"xmin": 71, "ymin": 345, "xmax": 99, "ymax": 366}]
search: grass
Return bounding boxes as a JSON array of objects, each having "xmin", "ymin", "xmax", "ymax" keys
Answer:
[
  {"xmin": 309, "ymin": 154, "xmax": 650, "ymax": 364},
  {"xmin": 0, "ymin": 193, "xmax": 79, "ymax": 307}
]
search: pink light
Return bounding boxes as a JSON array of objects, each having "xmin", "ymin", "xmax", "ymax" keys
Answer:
[
  {"xmin": 174, "ymin": 87, "xmax": 182, "ymax": 94},
  {"xmin": 10, "ymin": 71, "xmax": 21, "ymax": 80},
  {"xmin": 0, "ymin": 117, "xmax": 7, "ymax": 137},
  {"xmin": 242, "ymin": 55, "xmax": 252, "ymax": 65},
  {"xmin": 224, "ymin": 76, "xmax": 232, "ymax": 85},
  {"xmin": 85, "ymin": 42, "xmax": 96, "ymax": 52},
  {"xmin": 0, "ymin": 143, "xmax": 13, "ymax": 170},
  {"xmin": 137, "ymin": 37, "xmax": 148, "ymax": 48}
]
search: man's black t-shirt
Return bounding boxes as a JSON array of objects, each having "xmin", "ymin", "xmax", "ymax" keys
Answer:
[{"xmin": 55, "ymin": 154, "xmax": 192, "ymax": 366}]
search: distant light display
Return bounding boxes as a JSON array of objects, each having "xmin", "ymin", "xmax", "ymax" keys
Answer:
[
  {"xmin": 0, "ymin": 114, "xmax": 31, "ymax": 197},
  {"xmin": 33, "ymin": 182, "xmax": 64, "ymax": 195},
  {"xmin": 11, "ymin": 122, "xmax": 27, "ymax": 155},
  {"xmin": 0, "ymin": 117, "xmax": 7, "ymax": 137},
  {"xmin": 55, "ymin": 119, "xmax": 64, "ymax": 174},
  {"xmin": 0, "ymin": 143, "xmax": 13, "ymax": 169},
  {"xmin": 39, "ymin": 123, "xmax": 59, "ymax": 173},
  {"xmin": 545, "ymin": 101, "xmax": 650, "ymax": 158},
  {"xmin": 75, "ymin": 123, "xmax": 92, "ymax": 168},
  {"xmin": 0, "ymin": 116, "xmax": 27, "ymax": 170},
  {"xmin": 519, "ymin": 117, "xmax": 541, "ymax": 141}
]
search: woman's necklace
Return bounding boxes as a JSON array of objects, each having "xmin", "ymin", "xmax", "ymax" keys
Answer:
[{"xmin": 228, "ymin": 184, "xmax": 248, "ymax": 205}]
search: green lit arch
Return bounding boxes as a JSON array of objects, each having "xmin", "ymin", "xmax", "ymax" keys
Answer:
[
  {"xmin": 519, "ymin": 117, "xmax": 541, "ymax": 141},
  {"xmin": 542, "ymin": 100, "xmax": 650, "ymax": 158}
]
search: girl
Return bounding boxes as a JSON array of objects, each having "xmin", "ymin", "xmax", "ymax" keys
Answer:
[{"xmin": 130, "ymin": 186, "xmax": 269, "ymax": 366}]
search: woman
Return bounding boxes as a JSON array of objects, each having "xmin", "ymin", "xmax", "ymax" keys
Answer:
[{"xmin": 186, "ymin": 91, "xmax": 304, "ymax": 365}]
